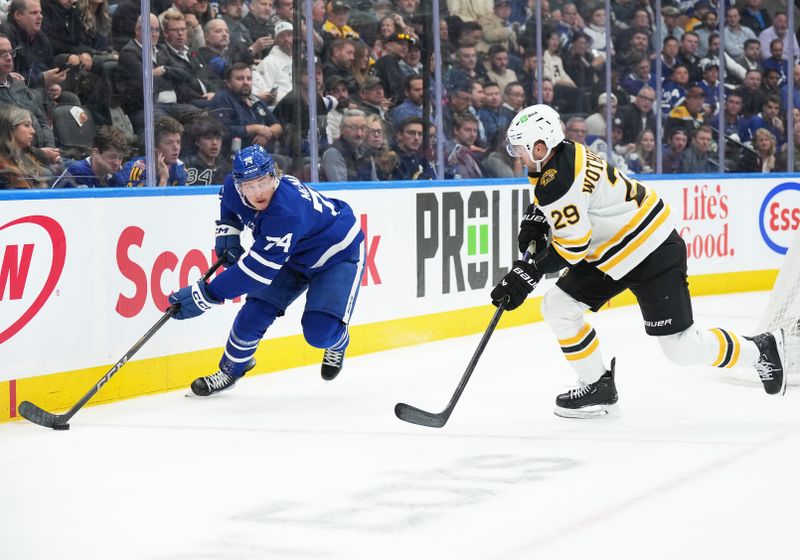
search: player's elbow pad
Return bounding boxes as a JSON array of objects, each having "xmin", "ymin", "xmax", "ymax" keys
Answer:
[{"xmin": 532, "ymin": 245, "xmax": 570, "ymax": 274}]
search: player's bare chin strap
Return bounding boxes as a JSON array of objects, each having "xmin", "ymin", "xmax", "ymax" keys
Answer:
[{"xmin": 658, "ymin": 327, "xmax": 759, "ymax": 369}]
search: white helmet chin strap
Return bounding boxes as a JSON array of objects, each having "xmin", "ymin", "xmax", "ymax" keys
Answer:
[{"xmin": 528, "ymin": 144, "xmax": 554, "ymax": 173}]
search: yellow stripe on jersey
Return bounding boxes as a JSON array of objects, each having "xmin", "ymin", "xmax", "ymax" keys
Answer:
[
  {"xmin": 552, "ymin": 241, "xmax": 586, "ymax": 264},
  {"xmin": 596, "ymin": 205, "xmax": 671, "ymax": 274},
  {"xmin": 552, "ymin": 229, "xmax": 593, "ymax": 247},
  {"xmin": 573, "ymin": 142, "xmax": 586, "ymax": 179},
  {"xmin": 565, "ymin": 337, "xmax": 599, "ymax": 361},
  {"xmin": 558, "ymin": 323, "xmax": 591, "ymax": 346},
  {"xmin": 587, "ymin": 190, "xmax": 658, "ymax": 261}
]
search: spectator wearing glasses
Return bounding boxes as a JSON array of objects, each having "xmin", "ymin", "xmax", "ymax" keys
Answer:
[
  {"xmin": 391, "ymin": 116, "xmax": 436, "ymax": 180},
  {"xmin": 564, "ymin": 116, "xmax": 588, "ymax": 145},
  {"xmin": 616, "ymin": 85, "xmax": 657, "ymax": 145},
  {"xmin": 321, "ymin": 109, "xmax": 375, "ymax": 181},
  {"xmin": 364, "ymin": 114, "xmax": 395, "ymax": 181},
  {"xmin": 442, "ymin": 82, "xmax": 473, "ymax": 139}
]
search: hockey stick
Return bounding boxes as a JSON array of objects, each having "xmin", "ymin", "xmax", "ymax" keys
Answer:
[
  {"xmin": 18, "ymin": 258, "xmax": 225, "ymax": 430},
  {"xmin": 394, "ymin": 250, "xmax": 534, "ymax": 428},
  {"xmin": 394, "ymin": 300, "xmax": 507, "ymax": 428}
]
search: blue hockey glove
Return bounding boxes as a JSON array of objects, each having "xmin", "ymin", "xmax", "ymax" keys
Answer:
[
  {"xmin": 518, "ymin": 203, "xmax": 550, "ymax": 254},
  {"xmin": 490, "ymin": 260, "xmax": 542, "ymax": 311},
  {"xmin": 168, "ymin": 281, "xmax": 221, "ymax": 320},
  {"xmin": 215, "ymin": 219, "xmax": 244, "ymax": 267}
]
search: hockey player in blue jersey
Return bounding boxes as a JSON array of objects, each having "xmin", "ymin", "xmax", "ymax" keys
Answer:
[{"xmin": 168, "ymin": 145, "xmax": 365, "ymax": 395}]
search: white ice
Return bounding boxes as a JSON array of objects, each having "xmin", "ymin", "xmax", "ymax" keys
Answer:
[{"xmin": 2, "ymin": 291, "xmax": 799, "ymax": 560}]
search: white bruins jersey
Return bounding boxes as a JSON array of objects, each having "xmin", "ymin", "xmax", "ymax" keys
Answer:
[{"xmin": 531, "ymin": 141, "xmax": 675, "ymax": 280}]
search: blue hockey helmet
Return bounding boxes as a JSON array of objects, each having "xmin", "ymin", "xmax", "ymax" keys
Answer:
[{"xmin": 232, "ymin": 145, "xmax": 275, "ymax": 185}]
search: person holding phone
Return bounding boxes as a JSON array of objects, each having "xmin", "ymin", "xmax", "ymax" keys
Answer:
[{"xmin": 254, "ymin": 21, "xmax": 293, "ymax": 108}]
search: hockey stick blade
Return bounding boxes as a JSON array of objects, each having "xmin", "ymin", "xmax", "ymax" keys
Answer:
[
  {"xmin": 18, "ymin": 400, "xmax": 68, "ymax": 429},
  {"xmin": 394, "ymin": 402, "xmax": 449, "ymax": 428}
]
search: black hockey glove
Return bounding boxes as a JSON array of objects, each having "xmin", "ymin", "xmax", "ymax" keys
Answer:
[
  {"xmin": 518, "ymin": 203, "xmax": 550, "ymax": 255},
  {"xmin": 490, "ymin": 260, "xmax": 542, "ymax": 311}
]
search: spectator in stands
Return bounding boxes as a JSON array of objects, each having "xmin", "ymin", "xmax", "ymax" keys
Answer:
[
  {"xmin": 388, "ymin": 73, "xmax": 424, "ymax": 130},
  {"xmin": 157, "ymin": 9, "xmax": 218, "ymax": 107},
  {"xmin": 219, "ymin": 0, "xmax": 271, "ymax": 55},
  {"xmin": 704, "ymin": 32, "xmax": 746, "ymax": 86},
  {"xmin": 738, "ymin": 94, "xmax": 784, "ymax": 148},
  {"xmin": 447, "ymin": 45, "xmax": 488, "ymax": 89},
  {"xmin": 209, "ymin": 62, "xmax": 283, "ymax": 152},
  {"xmin": 665, "ymin": 85, "xmax": 706, "ymax": 139},
  {"xmin": 739, "ymin": 127, "xmax": 783, "ymax": 172},
  {"xmin": 477, "ymin": 0, "xmax": 519, "ymax": 55},
  {"xmin": 661, "ymin": 63, "xmax": 690, "ymax": 116},
  {"xmin": 587, "ymin": 117, "xmax": 631, "ymax": 173},
  {"xmin": 564, "ymin": 116, "xmax": 588, "ymax": 144},
  {"xmin": 321, "ymin": 108, "xmax": 374, "ymax": 181},
  {"xmin": 0, "ymin": 32, "xmax": 57, "ymax": 152},
  {"xmin": 758, "ymin": 11, "xmax": 798, "ymax": 63},
  {"xmin": 187, "ymin": 0, "xmax": 213, "ymax": 49},
  {"xmin": 683, "ymin": 1, "xmax": 710, "ymax": 33},
  {"xmin": 355, "ymin": 75, "xmax": 390, "ymax": 119},
  {"xmin": 693, "ymin": 8, "xmax": 717, "ymax": 58},
  {"xmin": 374, "ymin": 32, "xmax": 413, "ymax": 105},
  {"xmin": 584, "ymin": 5, "xmax": 612, "ymax": 54},
  {"xmin": 323, "ymin": 39, "xmax": 358, "ymax": 95},
  {"xmin": 41, "ymin": 0, "xmax": 97, "ymax": 72},
  {"xmin": 273, "ymin": 0, "xmax": 293, "ymax": 25},
  {"xmin": 658, "ymin": 35, "xmax": 680, "ymax": 82},
  {"xmin": 620, "ymin": 53, "xmax": 657, "ymax": 99},
  {"xmin": 117, "ymin": 117, "xmax": 187, "ymax": 187},
  {"xmin": 781, "ymin": 64, "xmax": 800, "ymax": 112},
  {"xmin": 696, "ymin": 59, "xmax": 720, "ymax": 114},
  {"xmin": 585, "ymin": 92, "xmax": 617, "ymax": 137},
  {"xmin": 762, "ymin": 39, "xmax": 788, "ymax": 88},
  {"xmin": 555, "ymin": 2, "xmax": 583, "ymax": 50},
  {"xmin": 198, "ymin": 18, "xmax": 231, "ymax": 81},
  {"xmin": 76, "ymin": 0, "xmax": 113, "ymax": 55},
  {"xmin": 0, "ymin": 105, "xmax": 52, "ymax": 189},
  {"xmin": 399, "ymin": 37, "xmax": 422, "ymax": 77},
  {"xmin": 484, "ymin": 44, "xmax": 518, "ymax": 93},
  {"xmin": 662, "ymin": 127, "xmax": 688, "ymax": 174},
  {"xmin": 483, "ymin": 128, "xmax": 522, "ymax": 177},
  {"xmin": 562, "ymin": 31, "xmax": 605, "ymax": 112},
  {"xmin": 322, "ymin": 0, "xmax": 358, "ymax": 42},
  {"xmin": 736, "ymin": 38, "xmax": 763, "ymax": 75},
  {"xmin": 679, "ymin": 124, "xmax": 718, "ymax": 173},
  {"xmin": 324, "ymin": 74, "xmax": 353, "ymax": 142},
  {"xmin": 391, "ymin": 116, "xmax": 436, "ymax": 180},
  {"xmin": 778, "ymin": 121, "xmax": 800, "ymax": 171},
  {"xmin": 676, "ymin": 30, "xmax": 703, "ymax": 83},
  {"xmin": 183, "ymin": 118, "xmax": 229, "ymax": 185},
  {"xmin": 1, "ymin": 0, "xmax": 69, "ymax": 90},
  {"xmin": 723, "ymin": 6, "xmax": 756, "ymax": 61},
  {"xmin": 625, "ymin": 128, "xmax": 656, "ymax": 174},
  {"xmin": 739, "ymin": 0, "xmax": 771, "ymax": 36},
  {"xmin": 617, "ymin": 85, "xmax": 657, "ymax": 145},
  {"xmin": 614, "ymin": 30, "xmax": 651, "ymax": 74},
  {"xmin": 761, "ymin": 67, "xmax": 783, "ymax": 100},
  {"xmin": 733, "ymin": 69, "xmax": 767, "ymax": 118},
  {"xmin": 242, "ymin": 0, "xmax": 275, "ymax": 45},
  {"xmin": 615, "ymin": 8, "xmax": 652, "ymax": 58},
  {"xmin": 500, "ymin": 80, "xmax": 525, "ymax": 118},
  {"xmin": 445, "ymin": 113, "xmax": 487, "ymax": 179},
  {"xmin": 351, "ymin": 41, "xmax": 371, "ymax": 91},
  {"xmin": 53, "ymin": 125, "xmax": 127, "ymax": 187},
  {"xmin": 110, "ymin": 0, "xmax": 144, "ymax": 53},
  {"xmin": 254, "ymin": 20, "xmax": 293, "ymax": 108},
  {"xmin": 454, "ymin": 20, "xmax": 483, "ymax": 50},
  {"xmin": 442, "ymin": 81, "xmax": 473, "ymax": 138},
  {"xmin": 364, "ymin": 113, "xmax": 395, "ymax": 181},
  {"xmin": 478, "ymin": 80, "xmax": 509, "ymax": 148},
  {"xmin": 656, "ymin": 6, "xmax": 683, "ymax": 49},
  {"xmin": 543, "ymin": 29, "xmax": 577, "ymax": 109}
]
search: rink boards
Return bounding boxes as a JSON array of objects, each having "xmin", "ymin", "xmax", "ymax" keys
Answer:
[{"xmin": 0, "ymin": 174, "xmax": 798, "ymax": 421}]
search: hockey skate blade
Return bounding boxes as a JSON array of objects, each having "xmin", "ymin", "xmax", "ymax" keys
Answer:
[
  {"xmin": 394, "ymin": 402, "xmax": 448, "ymax": 428},
  {"xmin": 553, "ymin": 403, "xmax": 620, "ymax": 419}
]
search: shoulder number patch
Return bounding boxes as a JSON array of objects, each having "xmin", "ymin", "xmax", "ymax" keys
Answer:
[{"xmin": 539, "ymin": 168, "xmax": 557, "ymax": 187}]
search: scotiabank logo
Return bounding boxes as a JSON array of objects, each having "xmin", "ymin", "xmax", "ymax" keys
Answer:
[
  {"xmin": 759, "ymin": 182, "xmax": 800, "ymax": 255},
  {"xmin": 0, "ymin": 215, "xmax": 66, "ymax": 344}
]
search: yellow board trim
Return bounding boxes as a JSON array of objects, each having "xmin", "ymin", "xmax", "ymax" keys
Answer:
[{"xmin": 1, "ymin": 268, "xmax": 779, "ymax": 422}]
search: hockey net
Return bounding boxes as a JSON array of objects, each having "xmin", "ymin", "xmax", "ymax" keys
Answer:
[{"xmin": 724, "ymin": 230, "xmax": 800, "ymax": 387}]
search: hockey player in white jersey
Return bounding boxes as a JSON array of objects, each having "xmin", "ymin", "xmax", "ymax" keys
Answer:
[
  {"xmin": 490, "ymin": 104, "xmax": 786, "ymax": 418},
  {"xmin": 169, "ymin": 145, "xmax": 365, "ymax": 395}
]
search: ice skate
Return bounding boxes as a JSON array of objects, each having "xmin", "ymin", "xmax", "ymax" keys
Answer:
[
  {"xmin": 554, "ymin": 358, "xmax": 619, "ymax": 418},
  {"xmin": 321, "ymin": 348, "xmax": 345, "ymax": 381},
  {"xmin": 190, "ymin": 358, "xmax": 255, "ymax": 396},
  {"xmin": 744, "ymin": 329, "xmax": 786, "ymax": 396}
]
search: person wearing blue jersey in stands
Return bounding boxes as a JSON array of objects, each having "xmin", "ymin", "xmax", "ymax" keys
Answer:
[
  {"xmin": 116, "ymin": 116, "xmax": 188, "ymax": 187},
  {"xmin": 53, "ymin": 126, "xmax": 128, "ymax": 188},
  {"xmin": 169, "ymin": 144, "xmax": 365, "ymax": 396}
]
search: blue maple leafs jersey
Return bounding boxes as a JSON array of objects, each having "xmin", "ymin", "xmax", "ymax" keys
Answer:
[{"xmin": 208, "ymin": 174, "xmax": 364, "ymax": 301}]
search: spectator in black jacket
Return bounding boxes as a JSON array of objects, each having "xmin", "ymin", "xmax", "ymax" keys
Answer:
[
  {"xmin": 374, "ymin": 32, "xmax": 413, "ymax": 105},
  {"xmin": 392, "ymin": 116, "xmax": 436, "ymax": 180},
  {"xmin": 40, "ymin": 0, "xmax": 95, "ymax": 66}
]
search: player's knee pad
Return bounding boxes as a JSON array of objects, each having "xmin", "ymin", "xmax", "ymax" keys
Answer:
[
  {"xmin": 302, "ymin": 311, "xmax": 346, "ymax": 349},
  {"xmin": 541, "ymin": 286, "xmax": 587, "ymax": 333},
  {"xmin": 658, "ymin": 328, "xmax": 704, "ymax": 366}
]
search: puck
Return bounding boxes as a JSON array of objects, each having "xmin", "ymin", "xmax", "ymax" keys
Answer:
[{"xmin": 52, "ymin": 423, "xmax": 70, "ymax": 431}]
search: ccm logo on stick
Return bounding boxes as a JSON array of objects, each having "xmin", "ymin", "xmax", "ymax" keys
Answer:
[{"xmin": 759, "ymin": 183, "xmax": 800, "ymax": 255}]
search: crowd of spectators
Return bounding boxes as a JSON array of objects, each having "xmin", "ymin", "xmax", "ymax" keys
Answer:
[{"xmin": 1, "ymin": 0, "xmax": 800, "ymax": 188}]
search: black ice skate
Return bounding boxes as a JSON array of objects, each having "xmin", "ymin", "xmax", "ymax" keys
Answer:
[
  {"xmin": 744, "ymin": 329, "xmax": 786, "ymax": 396},
  {"xmin": 554, "ymin": 358, "xmax": 619, "ymax": 418},
  {"xmin": 321, "ymin": 348, "xmax": 345, "ymax": 381},
  {"xmin": 190, "ymin": 358, "xmax": 256, "ymax": 396}
]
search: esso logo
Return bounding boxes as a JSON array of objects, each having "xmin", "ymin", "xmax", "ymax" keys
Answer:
[
  {"xmin": 0, "ymin": 215, "xmax": 66, "ymax": 344},
  {"xmin": 759, "ymin": 182, "xmax": 800, "ymax": 255}
]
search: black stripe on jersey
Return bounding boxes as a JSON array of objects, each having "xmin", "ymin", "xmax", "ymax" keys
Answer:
[
  {"xmin": 606, "ymin": 164, "xmax": 617, "ymax": 185},
  {"xmin": 592, "ymin": 199, "xmax": 666, "ymax": 266},
  {"xmin": 561, "ymin": 328, "xmax": 597, "ymax": 354},
  {"xmin": 535, "ymin": 142, "xmax": 577, "ymax": 207},
  {"xmin": 718, "ymin": 329, "xmax": 735, "ymax": 368},
  {"xmin": 554, "ymin": 239, "xmax": 591, "ymax": 255}
]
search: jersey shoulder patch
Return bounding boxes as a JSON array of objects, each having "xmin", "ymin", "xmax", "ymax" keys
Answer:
[{"xmin": 535, "ymin": 142, "xmax": 577, "ymax": 207}]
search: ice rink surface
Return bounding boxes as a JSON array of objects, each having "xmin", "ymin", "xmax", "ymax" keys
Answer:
[{"xmin": 2, "ymin": 291, "xmax": 799, "ymax": 560}]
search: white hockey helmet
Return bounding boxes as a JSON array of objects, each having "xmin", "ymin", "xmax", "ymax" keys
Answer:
[{"xmin": 505, "ymin": 104, "xmax": 565, "ymax": 171}]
